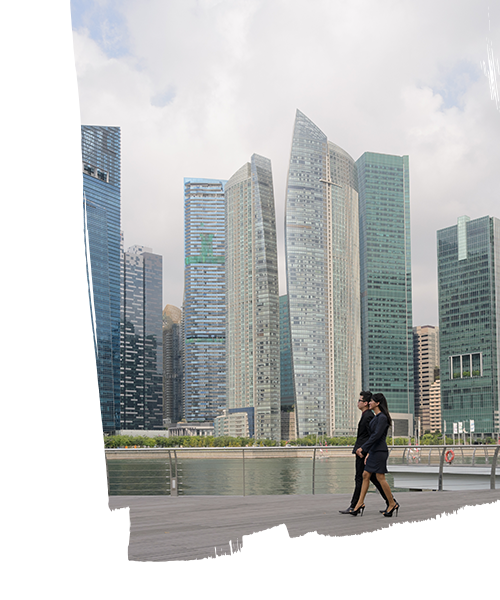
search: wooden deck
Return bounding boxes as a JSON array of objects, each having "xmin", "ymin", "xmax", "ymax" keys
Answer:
[{"xmin": 109, "ymin": 489, "xmax": 500, "ymax": 562}]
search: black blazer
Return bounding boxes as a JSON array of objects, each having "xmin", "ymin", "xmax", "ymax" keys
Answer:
[
  {"xmin": 353, "ymin": 409, "xmax": 375, "ymax": 454},
  {"xmin": 360, "ymin": 412, "xmax": 389, "ymax": 454}
]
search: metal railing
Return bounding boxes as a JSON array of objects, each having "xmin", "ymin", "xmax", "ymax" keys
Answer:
[
  {"xmin": 105, "ymin": 444, "xmax": 500, "ymax": 496},
  {"xmin": 387, "ymin": 444, "xmax": 500, "ymax": 491},
  {"xmin": 70, "ymin": 448, "xmax": 182, "ymax": 496}
]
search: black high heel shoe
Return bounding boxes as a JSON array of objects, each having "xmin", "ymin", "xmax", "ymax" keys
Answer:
[
  {"xmin": 380, "ymin": 497, "xmax": 398, "ymax": 513},
  {"xmin": 349, "ymin": 504, "xmax": 365, "ymax": 516},
  {"xmin": 339, "ymin": 507, "xmax": 354, "ymax": 514},
  {"xmin": 383, "ymin": 502, "xmax": 400, "ymax": 517}
]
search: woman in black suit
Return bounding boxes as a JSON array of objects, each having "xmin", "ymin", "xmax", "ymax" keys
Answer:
[{"xmin": 350, "ymin": 393, "xmax": 399, "ymax": 517}]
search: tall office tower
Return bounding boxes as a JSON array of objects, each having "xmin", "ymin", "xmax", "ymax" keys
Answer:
[
  {"xmin": 285, "ymin": 110, "xmax": 361, "ymax": 438},
  {"xmin": 437, "ymin": 215, "xmax": 500, "ymax": 437},
  {"xmin": 82, "ymin": 125, "xmax": 121, "ymax": 433},
  {"xmin": 183, "ymin": 178, "xmax": 227, "ymax": 423},
  {"xmin": 162, "ymin": 304, "xmax": 183, "ymax": 425},
  {"xmin": 121, "ymin": 245, "xmax": 163, "ymax": 430},
  {"xmin": 357, "ymin": 152, "xmax": 414, "ymax": 436},
  {"xmin": 70, "ymin": 195, "xmax": 116, "ymax": 434},
  {"xmin": 413, "ymin": 325, "xmax": 440, "ymax": 435},
  {"xmin": 225, "ymin": 154, "xmax": 281, "ymax": 441}
]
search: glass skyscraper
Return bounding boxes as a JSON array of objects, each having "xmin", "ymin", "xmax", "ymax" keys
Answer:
[
  {"xmin": 121, "ymin": 245, "xmax": 163, "ymax": 429},
  {"xmin": 183, "ymin": 178, "xmax": 226, "ymax": 423},
  {"xmin": 225, "ymin": 154, "xmax": 281, "ymax": 441},
  {"xmin": 357, "ymin": 152, "xmax": 414, "ymax": 435},
  {"xmin": 285, "ymin": 110, "xmax": 361, "ymax": 438},
  {"xmin": 162, "ymin": 304, "xmax": 183, "ymax": 425},
  {"xmin": 82, "ymin": 125, "xmax": 121, "ymax": 433},
  {"xmin": 437, "ymin": 215, "xmax": 500, "ymax": 437},
  {"xmin": 70, "ymin": 195, "xmax": 115, "ymax": 435}
]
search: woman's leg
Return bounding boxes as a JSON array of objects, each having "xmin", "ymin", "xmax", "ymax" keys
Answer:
[
  {"xmin": 353, "ymin": 470, "xmax": 372, "ymax": 510},
  {"xmin": 375, "ymin": 473, "xmax": 395, "ymax": 508}
]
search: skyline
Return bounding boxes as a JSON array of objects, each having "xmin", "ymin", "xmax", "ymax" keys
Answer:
[{"xmin": 71, "ymin": 1, "xmax": 500, "ymax": 327}]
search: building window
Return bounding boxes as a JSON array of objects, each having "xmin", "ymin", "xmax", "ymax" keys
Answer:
[{"xmin": 449, "ymin": 353, "xmax": 482, "ymax": 379}]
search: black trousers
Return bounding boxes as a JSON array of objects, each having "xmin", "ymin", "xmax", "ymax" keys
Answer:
[{"xmin": 350, "ymin": 454, "xmax": 388, "ymax": 508}]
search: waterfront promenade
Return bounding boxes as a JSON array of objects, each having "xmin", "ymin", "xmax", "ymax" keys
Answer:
[{"xmin": 109, "ymin": 489, "xmax": 500, "ymax": 562}]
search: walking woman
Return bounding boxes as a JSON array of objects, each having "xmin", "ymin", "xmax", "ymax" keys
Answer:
[{"xmin": 350, "ymin": 393, "xmax": 399, "ymax": 517}]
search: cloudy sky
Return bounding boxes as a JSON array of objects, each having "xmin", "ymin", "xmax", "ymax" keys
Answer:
[{"xmin": 71, "ymin": 0, "xmax": 499, "ymax": 326}]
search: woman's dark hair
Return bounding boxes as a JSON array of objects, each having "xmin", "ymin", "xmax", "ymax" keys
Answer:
[
  {"xmin": 372, "ymin": 393, "xmax": 392, "ymax": 426},
  {"xmin": 359, "ymin": 391, "xmax": 372, "ymax": 403}
]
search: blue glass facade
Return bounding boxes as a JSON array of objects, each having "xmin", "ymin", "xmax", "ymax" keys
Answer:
[
  {"xmin": 183, "ymin": 178, "xmax": 227, "ymax": 423},
  {"xmin": 121, "ymin": 246, "xmax": 163, "ymax": 429},
  {"xmin": 357, "ymin": 152, "xmax": 414, "ymax": 433},
  {"xmin": 437, "ymin": 216, "xmax": 500, "ymax": 436},
  {"xmin": 70, "ymin": 195, "xmax": 115, "ymax": 434},
  {"xmin": 82, "ymin": 126, "xmax": 121, "ymax": 433},
  {"xmin": 279, "ymin": 295, "xmax": 294, "ymax": 409}
]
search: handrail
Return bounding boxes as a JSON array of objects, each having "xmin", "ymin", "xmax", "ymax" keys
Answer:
[
  {"xmin": 312, "ymin": 447, "xmax": 317, "ymax": 495},
  {"xmin": 242, "ymin": 448, "xmax": 245, "ymax": 496},
  {"xmin": 105, "ymin": 444, "xmax": 500, "ymax": 496},
  {"xmin": 491, "ymin": 446, "xmax": 500, "ymax": 490}
]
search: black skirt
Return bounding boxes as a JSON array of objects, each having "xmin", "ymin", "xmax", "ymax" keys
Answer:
[{"xmin": 365, "ymin": 450, "xmax": 388, "ymax": 474}]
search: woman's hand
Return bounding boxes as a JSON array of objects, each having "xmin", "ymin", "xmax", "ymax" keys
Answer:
[{"xmin": 364, "ymin": 453, "xmax": 369, "ymax": 465}]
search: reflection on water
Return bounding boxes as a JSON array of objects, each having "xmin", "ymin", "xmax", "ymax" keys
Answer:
[{"xmin": 107, "ymin": 456, "xmax": 402, "ymax": 496}]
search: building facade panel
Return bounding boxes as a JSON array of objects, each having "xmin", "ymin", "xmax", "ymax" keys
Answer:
[{"xmin": 279, "ymin": 295, "xmax": 295, "ymax": 409}]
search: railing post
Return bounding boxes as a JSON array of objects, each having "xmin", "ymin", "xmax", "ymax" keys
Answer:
[
  {"xmin": 438, "ymin": 446, "xmax": 446, "ymax": 491},
  {"xmin": 490, "ymin": 446, "xmax": 499, "ymax": 490},
  {"xmin": 169, "ymin": 450, "xmax": 178, "ymax": 496},
  {"xmin": 242, "ymin": 448, "xmax": 245, "ymax": 497},
  {"xmin": 312, "ymin": 447, "xmax": 317, "ymax": 495},
  {"xmin": 102, "ymin": 450, "xmax": 109, "ymax": 496}
]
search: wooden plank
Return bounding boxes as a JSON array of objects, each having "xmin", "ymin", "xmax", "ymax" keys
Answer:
[{"xmin": 109, "ymin": 489, "xmax": 500, "ymax": 562}]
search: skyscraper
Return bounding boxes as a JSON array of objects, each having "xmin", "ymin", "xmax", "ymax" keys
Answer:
[
  {"xmin": 437, "ymin": 215, "xmax": 500, "ymax": 437},
  {"xmin": 285, "ymin": 110, "xmax": 361, "ymax": 438},
  {"xmin": 183, "ymin": 178, "xmax": 226, "ymax": 423},
  {"xmin": 82, "ymin": 125, "xmax": 121, "ymax": 433},
  {"xmin": 121, "ymin": 245, "xmax": 163, "ymax": 429},
  {"xmin": 225, "ymin": 154, "xmax": 281, "ymax": 441},
  {"xmin": 163, "ymin": 304, "xmax": 183, "ymax": 425},
  {"xmin": 70, "ymin": 195, "xmax": 116, "ymax": 434},
  {"xmin": 357, "ymin": 152, "xmax": 414, "ymax": 436},
  {"xmin": 413, "ymin": 325, "xmax": 440, "ymax": 435}
]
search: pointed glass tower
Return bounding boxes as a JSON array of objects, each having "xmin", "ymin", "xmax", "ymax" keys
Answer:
[{"xmin": 285, "ymin": 110, "xmax": 361, "ymax": 438}]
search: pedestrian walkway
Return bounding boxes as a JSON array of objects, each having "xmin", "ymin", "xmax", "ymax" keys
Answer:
[{"xmin": 109, "ymin": 489, "xmax": 500, "ymax": 562}]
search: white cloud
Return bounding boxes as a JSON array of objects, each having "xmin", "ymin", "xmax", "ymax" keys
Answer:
[{"xmin": 73, "ymin": 0, "xmax": 500, "ymax": 325}]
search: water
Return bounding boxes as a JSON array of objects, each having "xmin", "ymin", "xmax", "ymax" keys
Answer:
[{"xmin": 107, "ymin": 455, "xmax": 403, "ymax": 496}]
